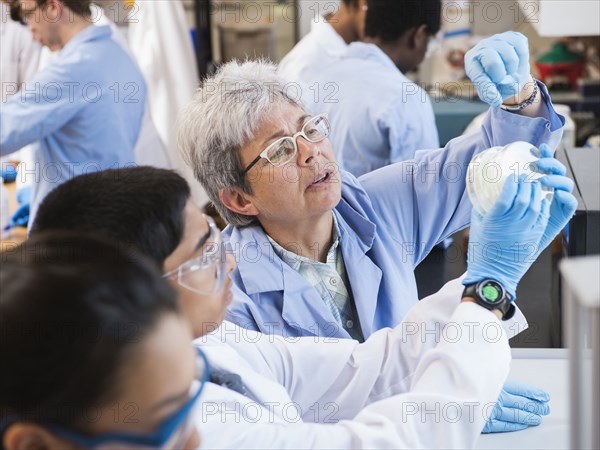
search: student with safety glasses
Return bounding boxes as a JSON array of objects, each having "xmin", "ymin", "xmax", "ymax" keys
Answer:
[
  {"xmin": 0, "ymin": 233, "xmax": 207, "ymax": 450},
  {"xmin": 26, "ymin": 166, "xmax": 574, "ymax": 447}
]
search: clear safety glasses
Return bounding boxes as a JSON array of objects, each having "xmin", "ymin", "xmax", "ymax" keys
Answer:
[
  {"xmin": 46, "ymin": 348, "xmax": 210, "ymax": 450},
  {"xmin": 241, "ymin": 113, "xmax": 331, "ymax": 175},
  {"xmin": 163, "ymin": 215, "xmax": 227, "ymax": 295}
]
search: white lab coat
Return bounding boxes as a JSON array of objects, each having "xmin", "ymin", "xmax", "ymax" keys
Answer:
[
  {"xmin": 128, "ymin": 0, "xmax": 209, "ymax": 207},
  {"xmin": 0, "ymin": 3, "xmax": 41, "ymax": 89},
  {"xmin": 193, "ymin": 277, "xmax": 526, "ymax": 449},
  {"xmin": 277, "ymin": 16, "xmax": 348, "ymax": 107},
  {"xmin": 1, "ymin": 2, "xmax": 41, "ymax": 178}
]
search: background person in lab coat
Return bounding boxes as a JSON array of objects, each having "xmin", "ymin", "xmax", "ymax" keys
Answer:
[
  {"xmin": 0, "ymin": 0, "xmax": 41, "ymax": 213},
  {"xmin": 0, "ymin": 234, "xmax": 204, "ymax": 450},
  {"xmin": 31, "ymin": 166, "xmax": 576, "ymax": 443},
  {"xmin": 278, "ymin": 0, "xmax": 367, "ymax": 89},
  {"xmin": 0, "ymin": 0, "xmax": 146, "ymax": 225},
  {"xmin": 0, "ymin": 1, "xmax": 41, "ymax": 88},
  {"xmin": 307, "ymin": 0, "xmax": 442, "ymax": 176}
]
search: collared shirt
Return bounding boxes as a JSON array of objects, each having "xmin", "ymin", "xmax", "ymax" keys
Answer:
[
  {"xmin": 266, "ymin": 214, "xmax": 364, "ymax": 341},
  {"xmin": 278, "ymin": 16, "xmax": 347, "ymax": 105},
  {"xmin": 307, "ymin": 42, "xmax": 440, "ymax": 177},
  {"xmin": 0, "ymin": 25, "xmax": 146, "ymax": 223}
]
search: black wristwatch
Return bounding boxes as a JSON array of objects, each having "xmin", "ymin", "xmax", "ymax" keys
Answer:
[{"xmin": 462, "ymin": 279, "xmax": 515, "ymax": 321}]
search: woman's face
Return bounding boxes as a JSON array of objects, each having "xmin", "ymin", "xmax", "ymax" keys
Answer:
[
  {"xmin": 4, "ymin": 314, "xmax": 202, "ymax": 450},
  {"xmin": 91, "ymin": 314, "xmax": 201, "ymax": 446},
  {"xmin": 236, "ymin": 103, "xmax": 342, "ymax": 228},
  {"xmin": 163, "ymin": 200, "xmax": 236, "ymax": 338}
]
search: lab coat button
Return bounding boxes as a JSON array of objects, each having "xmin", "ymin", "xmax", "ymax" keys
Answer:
[{"xmin": 330, "ymin": 278, "xmax": 337, "ymax": 286}]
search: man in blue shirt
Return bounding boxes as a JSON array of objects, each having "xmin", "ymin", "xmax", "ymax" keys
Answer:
[
  {"xmin": 308, "ymin": 0, "xmax": 441, "ymax": 177},
  {"xmin": 0, "ymin": 0, "xmax": 146, "ymax": 224}
]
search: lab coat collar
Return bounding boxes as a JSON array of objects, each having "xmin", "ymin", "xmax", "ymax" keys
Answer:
[
  {"xmin": 345, "ymin": 42, "xmax": 398, "ymax": 72},
  {"xmin": 335, "ymin": 171, "xmax": 377, "ymax": 253},
  {"xmin": 60, "ymin": 24, "xmax": 112, "ymax": 57},
  {"xmin": 226, "ymin": 173, "xmax": 380, "ymax": 337},
  {"xmin": 228, "ymin": 224, "xmax": 341, "ymax": 334},
  {"xmin": 227, "ymin": 224, "xmax": 287, "ymax": 295},
  {"xmin": 228, "ymin": 176, "xmax": 377, "ymax": 296}
]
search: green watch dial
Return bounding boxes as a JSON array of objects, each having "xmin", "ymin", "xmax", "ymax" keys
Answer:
[
  {"xmin": 478, "ymin": 280, "xmax": 505, "ymax": 305},
  {"xmin": 482, "ymin": 285, "xmax": 500, "ymax": 302}
]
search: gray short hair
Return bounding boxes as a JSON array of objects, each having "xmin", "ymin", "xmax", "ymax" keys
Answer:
[{"xmin": 177, "ymin": 60, "xmax": 304, "ymax": 227}]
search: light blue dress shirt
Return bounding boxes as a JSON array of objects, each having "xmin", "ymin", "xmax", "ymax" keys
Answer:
[
  {"xmin": 224, "ymin": 89, "xmax": 564, "ymax": 340},
  {"xmin": 306, "ymin": 42, "xmax": 440, "ymax": 177},
  {"xmin": 0, "ymin": 25, "xmax": 146, "ymax": 223}
]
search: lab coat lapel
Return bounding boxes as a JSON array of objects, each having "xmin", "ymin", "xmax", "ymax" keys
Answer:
[
  {"xmin": 228, "ymin": 224, "xmax": 285, "ymax": 294},
  {"xmin": 229, "ymin": 224, "xmax": 350, "ymax": 338},
  {"xmin": 335, "ymin": 207, "xmax": 382, "ymax": 339},
  {"xmin": 280, "ymin": 267, "xmax": 349, "ymax": 338}
]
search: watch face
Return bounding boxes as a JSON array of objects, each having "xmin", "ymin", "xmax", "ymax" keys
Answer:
[{"xmin": 478, "ymin": 280, "xmax": 504, "ymax": 305}]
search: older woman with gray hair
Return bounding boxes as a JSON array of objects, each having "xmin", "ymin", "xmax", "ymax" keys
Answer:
[
  {"xmin": 178, "ymin": 31, "xmax": 569, "ymax": 341},
  {"xmin": 178, "ymin": 32, "xmax": 579, "ymax": 433}
]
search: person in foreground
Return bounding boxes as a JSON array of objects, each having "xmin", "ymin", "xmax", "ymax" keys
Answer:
[
  {"xmin": 0, "ymin": 233, "xmax": 204, "ymax": 450},
  {"xmin": 25, "ymin": 165, "xmax": 576, "ymax": 447}
]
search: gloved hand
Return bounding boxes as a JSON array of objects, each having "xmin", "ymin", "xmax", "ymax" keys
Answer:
[
  {"xmin": 9, "ymin": 186, "xmax": 32, "ymax": 228},
  {"xmin": 9, "ymin": 203, "xmax": 30, "ymax": 228},
  {"xmin": 532, "ymin": 143, "xmax": 578, "ymax": 258},
  {"xmin": 464, "ymin": 174, "xmax": 550, "ymax": 297},
  {"xmin": 465, "ymin": 31, "xmax": 531, "ymax": 107},
  {"xmin": 16, "ymin": 185, "xmax": 31, "ymax": 205},
  {"xmin": 0, "ymin": 165, "xmax": 17, "ymax": 183},
  {"xmin": 483, "ymin": 380, "xmax": 550, "ymax": 433}
]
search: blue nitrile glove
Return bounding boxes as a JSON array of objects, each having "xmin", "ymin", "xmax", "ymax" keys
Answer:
[
  {"xmin": 9, "ymin": 203, "xmax": 30, "ymax": 228},
  {"xmin": 532, "ymin": 143, "xmax": 578, "ymax": 258},
  {"xmin": 464, "ymin": 174, "xmax": 551, "ymax": 297},
  {"xmin": 1, "ymin": 165, "xmax": 17, "ymax": 183},
  {"xmin": 465, "ymin": 31, "xmax": 531, "ymax": 107},
  {"xmin": 9, "ymin": 186, "xmax": 32, "ymax": 228},
  {"xmin": 483, "ymin": 380, "xmax": 551, "ymax": 433},
  {"xmin": 16, "ymin": 186, "xmax": 31, "ymax": 205}
]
